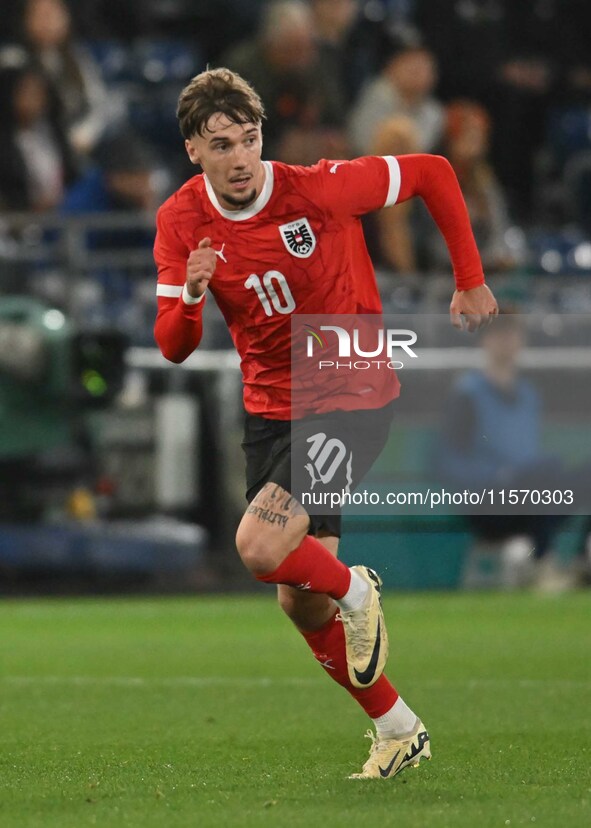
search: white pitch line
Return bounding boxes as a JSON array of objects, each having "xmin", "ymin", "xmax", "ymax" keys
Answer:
[
  {"xmin": 0, "ymin": 676, "xmax": 323, "ymax": 688},
  {"xmin": 466, "ymin": 679, "xmax": 591, "ymax": 689},
  {"xmin": 1, "ymin": 676, "xmax": 589, "ymax": 689}
]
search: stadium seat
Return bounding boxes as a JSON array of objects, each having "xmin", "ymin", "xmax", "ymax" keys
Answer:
[
  {"xmin": 563, "ymin": 150, "xmax": 591, "ymax": 230},
  {"xmin": 84, "ymin": 40, "xmax": 134, "ymax": 85},
  {"xmin": 546, "ymin": 107, "xmax": 591, "ymax": 167},
  {"xmin": 132, "ymin": 38, "xmax": 203, "ymax": 85},
  {"xmin": 128, "ymin": 85, "xmax": 185, "ymax": 150},
  {"xmin": 528, "ymin": 228, "xmax": 591, "ymax": 277},
  {"xmin": 0, "ymin": 519, "xmax": 207, "ymax": 581}
]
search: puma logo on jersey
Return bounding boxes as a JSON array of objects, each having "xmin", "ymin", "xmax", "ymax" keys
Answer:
[
  {"xmin": 329, "ymin": 163, "xmax": 343, "ymax": 174},
  {"xmin": 214, "ymin": 244, "xmax": 227, "ymax": 263}
]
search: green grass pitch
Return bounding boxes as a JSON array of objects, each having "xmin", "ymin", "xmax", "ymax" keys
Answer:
[{"xmin": 0, "ymin": 591, "xmax": 589, "ymax": 827}]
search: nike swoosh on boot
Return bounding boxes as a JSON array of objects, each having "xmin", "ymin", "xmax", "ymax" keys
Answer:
[{"xmin": 353, "ymin": 620, "xmax": 382, "ymax": 685}]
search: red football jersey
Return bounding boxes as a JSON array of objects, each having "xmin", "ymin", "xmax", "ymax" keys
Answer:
[{"xmin": 154, "ymin": 156, "xmax": 403, "ymax": 419}]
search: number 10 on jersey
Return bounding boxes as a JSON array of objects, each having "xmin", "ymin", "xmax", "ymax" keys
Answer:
[{"xmin": 245, "ymin": 271, "xmax": 296, "ymax": 316}]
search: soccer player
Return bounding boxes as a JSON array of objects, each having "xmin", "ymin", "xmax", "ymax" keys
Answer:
[{"xmin": 154, "ymin": 68, "xmax": 498, "ymax": 779}]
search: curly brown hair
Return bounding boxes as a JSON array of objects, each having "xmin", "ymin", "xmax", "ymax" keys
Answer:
[{"xmin": 176, "ymin": 67, "xmax": 266, "ymax": 140}]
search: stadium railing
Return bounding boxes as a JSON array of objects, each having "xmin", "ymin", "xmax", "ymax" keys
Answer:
[{"xmin": 2, "ymin": 212, "xmax": 590, "ymax": 588}]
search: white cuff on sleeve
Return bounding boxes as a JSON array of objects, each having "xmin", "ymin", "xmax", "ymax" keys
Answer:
[
  {"xmin": 182, "ymin": 284, "xmax": 205, "ymax": 305},
  {"xmin": 382, "ymin": 155, "xmax": 402, "ymax": 207}
]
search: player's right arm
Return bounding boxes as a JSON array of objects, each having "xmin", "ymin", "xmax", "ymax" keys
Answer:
[{"xmin": 153, "ymin": 205, "xmax": 216, "ymax": 363}]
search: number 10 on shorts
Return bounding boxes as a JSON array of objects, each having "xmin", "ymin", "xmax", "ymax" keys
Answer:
[{"xmin": 305, "ymin": 432, "xmax": 352, "ymax": 491}]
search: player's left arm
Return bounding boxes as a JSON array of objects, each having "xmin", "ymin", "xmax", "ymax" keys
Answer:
[
  {"xmin": 317, "ymin": 155, "xmax": 498, "ymax": 330},
  {"xmin": 395, "ymin": 154, "xmax": 498, "ymax": 331}
]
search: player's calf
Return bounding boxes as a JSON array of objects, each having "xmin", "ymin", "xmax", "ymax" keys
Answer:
[{"xmin": 277, "ymin": 584, "xmax": 336, "ymax": 631}]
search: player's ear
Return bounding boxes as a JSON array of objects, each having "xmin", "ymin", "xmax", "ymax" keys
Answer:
[{"xmin": 185, "ymin": 138, "xmax": 200, "ymax": 166}]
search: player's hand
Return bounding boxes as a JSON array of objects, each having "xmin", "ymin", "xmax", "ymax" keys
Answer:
[
  {"xmin": 186, "ymin": 237, "xmax": 216, "ymax": 298},
  {"xmin": 450, "ymin": 284, "xmax": 499, "ymax": 332}
]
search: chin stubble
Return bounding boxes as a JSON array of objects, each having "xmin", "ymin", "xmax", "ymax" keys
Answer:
[{"xmin": 221, "ymin": 188, "xmax": 257, "ymax": 209}]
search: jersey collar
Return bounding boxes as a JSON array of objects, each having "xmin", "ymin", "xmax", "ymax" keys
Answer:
[{"xmin": 204, "ymin": 160, "xmax": 274, "ymax": 221}]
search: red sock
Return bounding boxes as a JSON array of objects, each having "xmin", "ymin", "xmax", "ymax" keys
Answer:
[
  {"xmin": 256, "ymin": 535, "xmax": 351, "ymax": 598},
  {"xmin": 302, "ymin": 611, "xmax": 399, "ymax": 718}
]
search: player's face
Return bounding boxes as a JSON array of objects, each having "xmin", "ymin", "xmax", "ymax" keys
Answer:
[
  {"xmin": 483, "ymin": 327, "xmax": 524, "ymax": 367},
  {"xmin": 185, "ymin": 114, "xmax": 265, "ymax": 211}
]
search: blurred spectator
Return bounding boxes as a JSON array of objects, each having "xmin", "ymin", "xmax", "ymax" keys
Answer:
[
  {"xmin": 61, "ymin": 129, "xmax": 162, "ymax": 253},
  {"xmin": 347, "ymin": 26, "xmax": 443, "ymax": 156},
  {"xmin": 18, "ymin": 0, "xmax": 121, "ymax": 158},
  {"xmin": 60, "ymin": 130, "xmax": 161, "ymax": 339},
  {"xmin": 414, "ymin": 0, "xmax": 566, "ymax": 217},
  {"xmin": 175, "ymin": 1, "xmax": 263, "ymax": 67},
  {"xmin": 0, "ymin": 51, "xmax": 75, "ymax": 212},
  {"xmin": 427, "ymin": 101, "xmax": 517, "ymax": 274},
  {"xmin": 557, "ymin": 0, "xmax": 591, "ymax": 107},
  {"xmin": 62, "ymin": 130, "xmax": 161, "ymax": 215},
  {"xmin": 64, "ymin": 0, "xmax": 146, "ymax": 42},
  {"xmin": 222, "ymin": 0, "xmax": 347, "ymax": 164},
  {"xmin": 312, "ymin": 0, "xmax": 359, "ymax": 49},
  {"xmin": 311, "ymin": 0, "xmax": 359, "ymax": 107},
  {"xmin": 369, "ymin": 115, "xmax": 421, "ymax": 273},
  {"xmin": 435, "ymin": 312, "xmax": 591, "ymax": 588},
  {"xmin": 413, "ymin": 0, "xmax": 505, "ymax": 104},
  {"xmin": 492, "ymin": 4, "xmax": 556, "ymax": 219}
]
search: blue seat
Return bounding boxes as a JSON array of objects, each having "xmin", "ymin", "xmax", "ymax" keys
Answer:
[
  {"xmin": 563, "ymin": 151, "xmax": 591, "ymax": 232},
  {"xmin": 132, "ymin": 38, "xmax": 202, "ymax": 85},
  {"xmin": 84, "ymin": 39, "xmax": 134, "ymax": 85},
  {"xmin": 546, "ymin": 107, "xmax": 591, "ymax": 167},
  {"xmin": 528, "ymin": 228, "xmax": 591, "ymax": 276},
  {"xmin": 128, "ymin": 85, "xmax": 183, "ymax": 149}
]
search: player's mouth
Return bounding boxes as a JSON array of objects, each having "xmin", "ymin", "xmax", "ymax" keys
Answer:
[{"xmin": 229, "ymin": 174, "xmax": 252, "ymax": 191}]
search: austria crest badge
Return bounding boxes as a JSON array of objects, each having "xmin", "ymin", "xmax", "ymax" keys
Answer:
[{"xmin": 279, "ymin": 217, "xmax": 316, "ymax": 258}]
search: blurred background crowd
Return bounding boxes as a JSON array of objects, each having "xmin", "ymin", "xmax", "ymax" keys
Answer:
[
  {"xmin": 2, "ymin": 0, "xmax": 591, "ymax": 285},
  {"xmin": 1, "ymin": 0, "xmax": 591, "ymax": 592}
]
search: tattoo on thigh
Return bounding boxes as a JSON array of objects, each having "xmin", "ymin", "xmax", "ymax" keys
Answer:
[
  {"xmin": 245, "ymin": 504, "xmax": 289, "ymax": 528},
  {"xmin": 247, "ymin": 483, "xmax": 307, "ymax": 528}
]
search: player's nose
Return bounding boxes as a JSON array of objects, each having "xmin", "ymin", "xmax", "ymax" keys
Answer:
[{"xmin": 231, "ymin": 144, "xmax": 249, "ymax": 167}]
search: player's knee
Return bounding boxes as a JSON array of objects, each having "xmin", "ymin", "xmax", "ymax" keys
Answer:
[{"xmin": 235, "ymin": 523, "xmax": 280, "ymax": 575}]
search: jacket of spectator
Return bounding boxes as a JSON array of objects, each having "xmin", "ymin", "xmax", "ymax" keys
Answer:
[
  {"xmin": 347, "ymin": 29, "xmax": 443, "ymax": 155},
  {"xmin": 222, "ymin": 0, "xmax": 346, "ymax": 163},
  {"xmin": 19, "ymin": 0, "xmax": 119, "ymax": 158},
  {"xmin": 427, "ymin": 101, "xmax": 516, "ymax": 273},
  {"xmin": 0, "ymin": 54, "xmax": 75, "ymax": 211}
]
